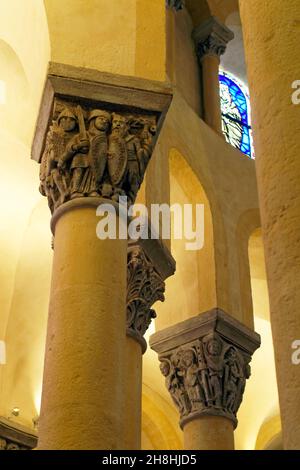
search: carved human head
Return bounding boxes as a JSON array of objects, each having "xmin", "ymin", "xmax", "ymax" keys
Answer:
[
  {"xmin": 181, "ymin": 349, "xmax": 195, "ymax": 368},
  {"xmin": 111, "ymin": 113, "xmax": 128, "ymax": 134},
  {"xmin": 160, "ymin": 360, "xmax": 170, "ymax": 377},
  {"xmin": 226, "ymin": 347, "xmax": 237, "ymax": 360},
  {"xmin": 57, "ymin": 108, "xmax": 77, "ymax": 132},
  {"xmin": 89, "ymin": 109, "xmax": 111, "ymax": 131},
  {"xmin": 206, "ymin": 336, "xmax": 222, "ymax": 357}
]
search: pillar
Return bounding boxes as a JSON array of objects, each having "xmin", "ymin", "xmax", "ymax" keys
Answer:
[
  {"xmin": 32, "ymin": 63, "xmax": 172, "ymax": 449},
  {"xmin": 123, "ymin": 240, "xmax": 175, "ymax": 449},
  {"xmin": 239, "ymin": 0, "xmax": 300, "ymax": 450},
  {"xmin": 193, "ymin": 17, "xmax": 234, "ymax": 134},
  {"xmin": 38, "ymin": 199, "xmax": 127, "ymax": 450},
  {"xmin": 150, "ymin": 308, "xmax": 260, "ymax": 450}
]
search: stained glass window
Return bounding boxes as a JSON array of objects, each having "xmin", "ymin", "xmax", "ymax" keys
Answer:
[{"xmin": 219, "ymin": 71, "xmax": 254, "ymax": 158}]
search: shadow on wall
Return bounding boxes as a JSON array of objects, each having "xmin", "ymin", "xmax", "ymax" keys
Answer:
[
  {"xmin": 233, "ymin": 229, "xmax": 279, "ymax": 450},
  {"xmin": 0, "ymin": 0, "xmax": 50, "ymax": 146},
  {"xmin": 142, "ymin": 386, "xmax": 183, "ymax": 450},
  {"xmin": 0, "ymin": 40, "xmax": 30, "ymax": 144},
  {"xmin": 155, "ymin": 147, "xmax": 216, "ymax": 330},
  {"xmin": 255, "ymin": 415, "xmax": 282, "ymax": 450}
]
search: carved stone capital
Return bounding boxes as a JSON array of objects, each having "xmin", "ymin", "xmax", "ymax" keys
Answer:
[
  {"xmin": 32, "ymin": 63, "xmax": 172, "ymax": 213},
  {"xmin": 0, "ymin": 418, "xmax": 38, "ymax": 450},
  {"xmin": 150, "ymin": 309, "xmax": 260, "ymax": 429},
  {"xmin": 127, "ymin": 239, "xmax": 176, "ymax": 353},
  {"xmin": 166, "ymin": 0, "xmax": 184, "ymax": 11},
  {"xmin": 193, "ymin": 17, "xmax": 234, "ymax": 61}
]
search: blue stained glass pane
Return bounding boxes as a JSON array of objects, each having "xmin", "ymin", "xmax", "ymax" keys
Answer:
[{"xmin": 219, "ymin": 71, "xmax": 254, "ymax": 158}]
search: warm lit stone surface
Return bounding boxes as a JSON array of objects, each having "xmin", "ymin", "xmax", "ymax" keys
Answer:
[
  {"xmin": 38, "ymin": 201, "xmax": 127, "ymax": 449},
  {"xmin": 184, "ymin": 415, "xmax": 234, "ymax": 450},
  {"xmin": 240, "ymin": 0, "xmax": 300, "ymax": 449}
]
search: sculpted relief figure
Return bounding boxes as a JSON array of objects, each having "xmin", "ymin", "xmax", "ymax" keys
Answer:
[
  {"xmin": 39, "ymin": 108, "xmax": 77, "ymax": 211},
  {"xmin": 195, "ymin": 341, "xmax": 212, "ymax": 406},
  {"xmin": 87, "ymin": 110, "xmax": 111, "ymax": 194},
  {"xmin": 160, "ymin": 360, "xmax": 190, "ymax": 416},
  {"xmin": 108, "ymin": 114, "xmax": 156, "ymax": 203},
  {"xmin": 179, "ymin": 349, "xmax": 206, "ymax": 412},
  {"xmin": 124, "ymin": 117, "xmax": 155, "ymax": 203},
  {"xmin": 223, "ymin": 347, "xmax": 243, "ymax": 413},
  {"xmin": 40, "ymin": 101, "xmax": 157, "ymax": 211},
  {"xmin": 107, "ymin": 113, "xmax": 128, "ymax": 194},
  {"xmin": 224, "ymin": 347, "xmax": 251, "ymax": 415},
  {"xmin": 159, "ymin": 334, "xmax": 254, "ymax": 425},
  {"xmin": 203, "ymin": 334, "xmax": 224, "ymax": 409},
  {"xmin": 59, "ymin": 106, "xmax": 94, "ymax": 199}
]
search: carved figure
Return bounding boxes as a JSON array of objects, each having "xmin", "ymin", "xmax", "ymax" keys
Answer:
[
  {"xmin": 223, "ymin": 348, "xmax": 243, "ymax": 413},
  {"xmin": 87, "ymin": 109, "xmax": 111, "ymax": 192},
  {"xmin": 123, "ymin": 117, "xmax": 155, "ymax": 203},
  {"xmin": 108, "ymin": 113, "xmax": 128, "ymax": 188},
  {"xmin": 108, "ymin": 114, "xmax": 155, "ymax": 203},
  {"xmin": 203, "ymin": 334, "xmax": 223, "ymax": 408},
  {"xmin": 195, "ymin": 341, "xmax": 211, "ymax": 406},
  {"xmin": 40, "ymin": 108, "xmax": 77, "ymax": 210},
  {"xmin": 39, "ymin": 100, "xmax": 157, "ymax": 210},
  {"xmin": 58, "ymin": 106, "xmax": 95, "ymax": 198},
  {"xmin": 160, "ymin": 360, "xmax": 190, "ymax": 416},
  {"xmin": 180, "ymin": 349, "xmax": 205, "ymax": 411}
]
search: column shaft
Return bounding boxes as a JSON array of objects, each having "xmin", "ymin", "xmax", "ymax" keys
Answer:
[
  {"xmin": 38, "ymin": 204, "xmax": 127, "ymax": 449},
  {"xmin": 122, "ymin": 337, "xmax": 142, "ymax": 450},
  {"xmin": 239, "ymin": 0, "xmax": 300, "ymax": 449},
  {"xmin": 202, "ymin": 55, "xmax": 222, "ymax": 134},
  {"xmin": 184, "ymin": 416, "xmax": 234, "ymax": 450}
]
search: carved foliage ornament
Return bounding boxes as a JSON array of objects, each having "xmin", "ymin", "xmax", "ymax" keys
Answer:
[
  {"xmin": 39, "ymin": 100, "xmax": 157, "ymax": 212},
  {"xmin": 196, "ymin": 35, "xmax": 227, "ymax": 60},
  {"xmin": 159, "ymin": 333, "xmax": 251, "ymax": 428},
  {"xmin": 193, "ymin": 18, "xmax": 234, "ymax": 61},
  {"xmin": 127, "ymin": 246, "xmax": 165, "ymax": 351},
  {"xmin": 166, "ymin": 0, "xmax": 184, "ymax": 10}
]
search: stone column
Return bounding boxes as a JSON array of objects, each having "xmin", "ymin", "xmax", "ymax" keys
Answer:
[
  {"xmin": 32, "ymin": 63, "xmax": 172, "ymax": 449},
  {"xmin": 123, "ymin": 240, "xmax": 175, "ymax": 449},
  {"xmin": 150, "ymin": 309, "xmax": 260, "ymax": 450},
  {"xmin": 239, "ymin": 0, "xmax": 300, "ymax": 450},
  {"xmin": 193, "ymin": 17, "xmax": 234, "ymax": 134}
]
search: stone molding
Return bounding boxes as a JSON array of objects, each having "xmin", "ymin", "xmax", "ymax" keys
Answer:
[
  {"xmin": 0, "ymin": 418, "xmax": 37, "ymax": 450},
  {"xmin": 150, "ymin": 309, "xmax": 260, "ymax": 428},
  {"xmin": 193, "ymin": 16, "xmax": 234, "ymax": 61},
  {"xmin": 50, "ymin": 196, "xmax": 126, "ymax": 235}
]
